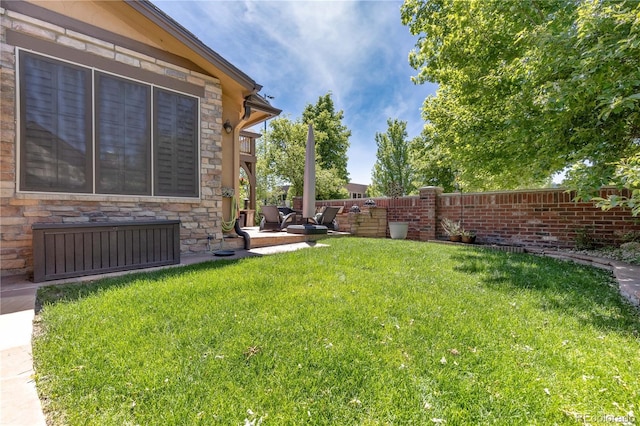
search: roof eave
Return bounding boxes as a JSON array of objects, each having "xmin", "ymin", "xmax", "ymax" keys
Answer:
[
  {"xmin": 126, "ymin": 0, "xmax": 262, "ymax": 93},
  {"xmin": 245, "ymin": 95, "xmax": 282, "ymax": 117}
]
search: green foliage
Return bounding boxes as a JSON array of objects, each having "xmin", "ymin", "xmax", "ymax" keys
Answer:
[
  {"xmin": 589, "ymin": 153, "xmax": 640, "ymax": 217},
  {"xmin": 441, "ymin": 217, "xmax": 461, "ymax": 236},
  {"xmin": 316, "ymin": 167, "xmax": 350, "ymax": 200},
  {"xmin": 401, "ymin": 0, "xmax": 640, "ymax": 193},
  {"xmin": 259, "ymin": 93, "xmax": 351, "ymax": 201},
  {"xmin": 262, "ymin": 115, "xmax": 349, "ymax": 201},
  {"xmin": 621, "ymin": 230, "xmax": 640, "ymax": 244},
  {"xmin": 370, "ymin": 118, "xmax": 416, "ymax": 196},
  {"xmin": 409, "ymin": 132, "xmax": 457, "ymax": 192},
  {"xmin": 302, "ymin": 92, "xmax": 351, "ymax": 182},
  {"xmin": 255, "ymin": 133, "xmax": 286, "ymax": 206},
  {"xmin": 573, "ymin": 227, "xmax": 601, "ymax": 251},
  {"xmin": 263, "ymin": 116, "xmax": 307, "ymax": 197},
  {"xmin": 34, "ymin": 239, "xmax": 640, "ymax": 424}
]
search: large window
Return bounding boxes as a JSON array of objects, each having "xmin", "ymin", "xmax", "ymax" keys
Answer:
[
  {"xmin": 20, "ymin": 53, "xmax": 92, "ymax": 192},
  {"xmin": 19, "ymin": 51, "xmax": 199, "ymax": 197},
  {"xmin": 96, "ymin": 73, "xmax": 151, "ymax": 195},
  {"xmin": 154, "ymin": 88, "xmax": 198, "ymax": 197}
]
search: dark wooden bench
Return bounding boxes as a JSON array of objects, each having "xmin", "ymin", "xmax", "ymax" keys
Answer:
[{"xmin": 32, "ymin": 220, "xmax": 180, "ymax": 282}]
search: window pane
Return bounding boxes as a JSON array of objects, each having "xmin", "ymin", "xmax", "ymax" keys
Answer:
[
  {"xmin": 20, "ymin": 52, "xmax": 91, "ymax": 192},
  {"xmin": 154, "ymin": 88, "xmax": 198, "ymax": 197},
  {"xmin": 96, "ymin": 73, "xmax": 151, "ymax": 195}
]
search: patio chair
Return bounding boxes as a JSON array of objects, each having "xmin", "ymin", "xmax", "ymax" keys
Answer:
[
  {"xmin": 259, "ymin": 205, "xmax": 296, "ymax": 231},
  {"xmin": 277, "ymin": 206, "xmax": 297, "ymax": 216},
  {"xmin": 313, "ymin": 206, "xmax": 341, "ymax": 231}
]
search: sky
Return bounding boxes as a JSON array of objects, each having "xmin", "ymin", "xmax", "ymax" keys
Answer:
[{"xmin": 154, "ymin": 0, "xmax": 438, "ymax": 185}]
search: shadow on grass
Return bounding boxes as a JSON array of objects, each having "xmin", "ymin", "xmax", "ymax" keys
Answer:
[
  {"xmin": 35, "ymin": 259, "xmax": 242, "ymax": 313},
  {"xmin": 451, "ymin": 246, "xmax": 640, "ymax": 337}
]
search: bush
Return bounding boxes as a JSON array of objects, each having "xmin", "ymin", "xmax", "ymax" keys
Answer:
[{"xmin": 574, "ymin": 227, "xmax": 601, "ymax": 250}]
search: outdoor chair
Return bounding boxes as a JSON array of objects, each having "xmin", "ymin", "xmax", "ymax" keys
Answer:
[
  {"xmin": 259, "ymin": 205, "xmax": 296, "ymax": 231},
  {"xmin": 277, "ymin": 206, "xmax": 297, "ymax": 216},
  {"xmin": 313, "ymin": 206, "xmax": 341, "ymax": 231}
]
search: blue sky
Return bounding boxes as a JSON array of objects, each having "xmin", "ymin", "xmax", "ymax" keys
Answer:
[{"xmin": 154, "ymin": 0, "xmax": 438, "ymax": 185}]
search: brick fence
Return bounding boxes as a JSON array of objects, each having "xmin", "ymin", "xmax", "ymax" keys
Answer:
[{"xmin": 302, "ymin": 187, "xmax": 640, "ymax": 248}]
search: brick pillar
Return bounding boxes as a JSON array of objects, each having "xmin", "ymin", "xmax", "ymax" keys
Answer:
[{"xmin": 419, "ymin": 186, "xmax": 443, "ymax": 241}]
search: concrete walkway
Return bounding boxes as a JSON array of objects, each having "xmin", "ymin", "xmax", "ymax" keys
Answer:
[
  {"xmin": 1, "ymin": 242, "xmax": 638, "ymax": 425},
  {"xmin": 1, "ymin": 309, "xmax": 46, "ymax": 426}
]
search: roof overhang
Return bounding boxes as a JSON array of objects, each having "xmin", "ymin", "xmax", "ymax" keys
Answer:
[
  {"xmin": 243, "ymin": 94, "xmax": 282, "ymax": 127},
  {"xmin": 127, "ymin": 0, "xmax": 282, "ymax": 127},
  {"xmin": 125, "ymin": 0, "xmax": 261, "ymax": 95},
  {"xmin": 9, "ymin": 0, "xmax": 282, "ymax": 126}
]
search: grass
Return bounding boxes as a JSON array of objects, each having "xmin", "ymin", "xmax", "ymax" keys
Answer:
[{"xmin": 33, "ymin": 238, "xmax": 640, "ymax": 425}]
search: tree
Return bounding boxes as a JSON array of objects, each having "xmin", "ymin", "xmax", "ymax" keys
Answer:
[
  {"xmin": 263, "ymin": 116, "xmax": 349, "ymax": 201},
  {"xmin": 409, "ymin": 129, "xmax": 457, "ymax": 192},
  {"xmin": 370, "ymin": 119, "xmax": 415, "ymax": 196},
  {"xmin": 575, "ymin": 153, "xmax": 640, "ymax": 217},
  {"xmin": 302, "ymin": 92, "xmax": 351, "ymax": 182},
  {"xmin": 264, "ymin": 117, "xmax": 307, "ymax": 197},
  {"xmin": 259, "ymin": 93, "xmax": 352, "ymax": 202},
  {"xmin": 255, "ymin": 129, "xmax": 286, "ymax": 206},
  {"xmin": 316, "ymin": 168, "xmax": 350, "ymax": 201},
  {"xmin": 401, "ymin": 0, "xmax": 640, "ymax": 196}
]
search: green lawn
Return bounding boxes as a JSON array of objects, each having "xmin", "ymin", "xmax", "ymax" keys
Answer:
[{"xmin": 33, "ymin": 238, "xmax": 639, "ymax": 425}]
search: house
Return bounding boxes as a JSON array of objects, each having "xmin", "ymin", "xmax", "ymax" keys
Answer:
[
  {"xmin": 346, "ymin": 183, "xmax": 368, "ymax": 199},
  {"xmin": 0, "ymin": 0, "xmax": 280, "ymax": 279}
]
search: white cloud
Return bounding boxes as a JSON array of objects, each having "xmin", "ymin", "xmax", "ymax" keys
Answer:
[{"xmin": 153, "ymin": 0, "xmax": 438, "ymax": 185}]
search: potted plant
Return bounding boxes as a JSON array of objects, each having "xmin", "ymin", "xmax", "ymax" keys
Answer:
[
  {"xmin": 441, "ymin": 218, "xmax": 462, "ymax": 242},
  {"xmin": 461, "ymin": 229, "xmax": 476, "ymax": 244},
  {"xmin": 387, "ymin": 182, "xmax": 408, "ymax": 239}
]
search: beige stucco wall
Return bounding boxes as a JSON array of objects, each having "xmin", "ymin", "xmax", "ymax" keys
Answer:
[
  {"xmin": 25, "ymin": 1, "xmax": 255, "ymax": 109},
  {"xmin": 0, "ymin": 4, "xmax": 232, "ymax": 277},
  {"xmin": 27, "ymin": 1, "xmax": 168, "ymax": 50}
]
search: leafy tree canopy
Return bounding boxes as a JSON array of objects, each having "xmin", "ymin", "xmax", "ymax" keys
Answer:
[
  {"xmin": 302, "ymin": 92, "xmax": 352, "ymax": 182},
  {"xmin": 264, "ymin": 117, "xmax": 306, "ymax": 198},
  {"xmin": 264, "ymin": 116, "xmax": 348, "ymax": 201},
  {"xmin": 401, "ymin": 0, "xmax": 640, "ymax": 201},
  {"xmin": 370, "ymin": 118, "xmax": 416, "ymax": 196},
  {"xmin": 409, "ymin": 131, "xmax": 457, "ymax": 193}
]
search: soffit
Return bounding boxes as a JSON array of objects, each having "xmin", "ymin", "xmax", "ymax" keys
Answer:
[{"xmin": 22, "ymin": 0, "xmax": 260, "ymax": 98}]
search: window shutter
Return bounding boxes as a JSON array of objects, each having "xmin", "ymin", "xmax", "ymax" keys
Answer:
[
  {"xmin": 96, "ymin": 73, "xmax": 151, "ymax": 195},
  {"xmin": 20, "ymin": 52, "xmax": 92, "ymax": 192},
  {"xmin": 154, "ymin": 89, "xmax": 198, "ymax": 197}
]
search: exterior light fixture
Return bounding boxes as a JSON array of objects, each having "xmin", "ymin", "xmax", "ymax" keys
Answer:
[{"xmin": 223, "ymin": 120, "xmax": 233, "ymax": 134}]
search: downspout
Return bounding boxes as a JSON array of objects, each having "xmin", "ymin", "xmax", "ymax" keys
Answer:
[
  {"xmin": 234, "ymin": 220, "xmax": 251, "ymax": 250},
  {"xmin": 228, "ymin": 96, "xmax": 255, "ymax": 251}
]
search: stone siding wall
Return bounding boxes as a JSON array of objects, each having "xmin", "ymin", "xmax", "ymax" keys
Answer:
[
  {"xmin": 1, "ymin": 6, "xmax": 225, "ymax": 277},
  {"xmin": 347, "ymin": 207, "xmax": 387, "ymax": 238},
  {"xmin": 313, "ymin": 187, "xmax": 640, "ymax": 248}
]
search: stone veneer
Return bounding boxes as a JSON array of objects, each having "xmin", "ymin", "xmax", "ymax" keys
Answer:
[{"xmin": 0, "ymin": 6, "xmax": 226, "ymax": 277}]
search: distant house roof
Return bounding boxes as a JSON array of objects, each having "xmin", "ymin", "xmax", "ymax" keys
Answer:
[{"xmin": 346, "ymin": 183, "xmax": 368, "ymax": 193}]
